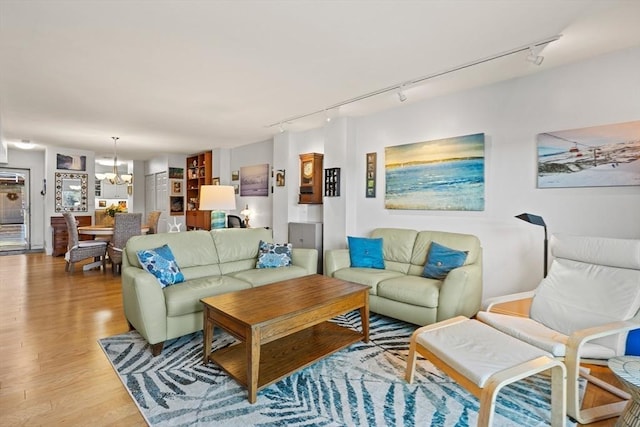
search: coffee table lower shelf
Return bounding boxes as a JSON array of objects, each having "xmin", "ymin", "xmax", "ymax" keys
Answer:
[{"xmin": 209, "ymin": 321, "xmax": 362, "ymax": 393}]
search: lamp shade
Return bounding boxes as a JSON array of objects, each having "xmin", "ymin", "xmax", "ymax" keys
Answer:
[{"xmin": 199, "ymin": 185, "xmax": 236, "ymax": 211}]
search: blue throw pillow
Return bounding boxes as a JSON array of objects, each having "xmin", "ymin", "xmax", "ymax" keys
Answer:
[
  {"xmin": 136, "ymin": 244, "xmax": 185, "ymax": 288},
  {"xmin": 256, "ymin": 240, "xmax": 292, "ymax": 268},
  {"xmin": 348, "ymin": 236, "xmax": 385, "ymax": 269},
  {"xmin": 422, "ymin": 241, "xmax": 468, "ymax": 280}
]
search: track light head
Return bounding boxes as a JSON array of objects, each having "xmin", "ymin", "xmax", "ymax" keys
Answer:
[
  {"xmin": 526, "ymin": 47, "xmax": 544, "ymax": 65},
  {"xmin": 397, "ymin": 84, "xmax": 408, "ymax": 102}
]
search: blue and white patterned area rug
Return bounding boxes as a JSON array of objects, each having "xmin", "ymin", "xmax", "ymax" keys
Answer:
[{"xmin": 99, "ymin": 312, "xmax": 578, "ymax": 427}]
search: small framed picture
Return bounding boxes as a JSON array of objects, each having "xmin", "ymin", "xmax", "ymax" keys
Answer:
[
  {"xmin": 170, "ymin": 196, "xmax": 184, "ymax": 215},
  {"xmin": 213, "ymin": 177, "xmax": 220, "ymax": 185},
  {"xmin": 233, "ymin": 184, "xmax": 239, "ymax": 194},
  {"xmin": 366, "ymin": 152, "xmax": 377, "ymax": 198},
  {"xmin": 170, "ymin": 179, "xmax": 183, "ymax": 196},
  {"xmin": 98, "ymin": 200, "xmax": 106, "ymax": 208},
  {"xmin": 276, "ymin": 169, "xmax": 286, "ymax": 187},
  {"xmin": 232, "ymin": 170, "xmax": 239, "ymax": 181}
]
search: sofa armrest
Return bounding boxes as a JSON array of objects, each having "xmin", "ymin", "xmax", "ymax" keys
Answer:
[
  {"xmin": 436, "ymin": 263, "xmax": 483, "ymax": 321},
  {"xmin": 291, "ymin": 248, "xmax": 318, "ymax": 275},
  {"xmin": 325, "ymin": 249, "xmax": 350, "ymax": 277},
  {"xmin": 121, "ymin": 264, "xmax": 169, "ymax": 345}
]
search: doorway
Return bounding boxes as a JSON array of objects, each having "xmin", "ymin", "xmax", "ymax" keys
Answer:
[{"xmin": 0, "ymin": 168, "xmax": 30, "ymax": 253}]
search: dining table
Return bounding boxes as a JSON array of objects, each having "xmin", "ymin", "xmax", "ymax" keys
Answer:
[{"xmin": 78, "ymin": 224, "xmax": 150, "ymax": 237}]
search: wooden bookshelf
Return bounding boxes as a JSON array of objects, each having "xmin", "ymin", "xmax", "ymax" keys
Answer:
[{"xmin": 185, "ymin": 150, "xmax": 212, "ymax": 230}]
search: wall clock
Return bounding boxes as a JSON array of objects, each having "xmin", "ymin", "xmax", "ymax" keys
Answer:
[{"xmin": 299, "ymin": 152, "xmax": 323, "ymax": 204}]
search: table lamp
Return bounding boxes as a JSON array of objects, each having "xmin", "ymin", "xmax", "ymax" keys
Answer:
[
  {"xmin": 240, "ymin": 204, "xmax": 252, "ymax": 228},
  {"xmin": 515, "ymin": 212, "xmax": 548, "ymax": 277},
  {"xmin": 199, "ymin": 185, "xmax": 236, "ymax": 229}
]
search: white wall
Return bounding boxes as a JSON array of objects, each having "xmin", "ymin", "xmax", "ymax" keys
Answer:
[
  {"xmin": 356, "ymin": 47, "xmax": 640, "ymax": 298},
  {"xmin": 43, "ymin": 146, "xmax": 96, "ymax": 254},
  {"xmin": 291, "ymin": 47, "xmax": 640, "ymax": 299}
]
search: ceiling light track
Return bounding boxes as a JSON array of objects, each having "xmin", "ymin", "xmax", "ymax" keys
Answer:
[{"xmin": 267, "ymin": 34, "xmax": 561, "ymax": 129}]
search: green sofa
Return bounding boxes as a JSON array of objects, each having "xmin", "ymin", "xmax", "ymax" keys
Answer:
[
  {"xmin": 121, "ymin": 227, "xmax": 318, "ymax": 355},
  {"xmin": 325, "ymin": 228, "xmax": 482, "ymax": 326}
]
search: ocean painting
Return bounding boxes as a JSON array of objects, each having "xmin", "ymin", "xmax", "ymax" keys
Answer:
[
  {"xmin": 240, "ymin": 163, "xmax": 269, "ymax": 196},
  {"xmin": 385, "ymin": 133, "xmax": 485, "ymax": 211},
  {"xmin": 537, "ymin": 120, "xmax": 640, "ymax": 188}
]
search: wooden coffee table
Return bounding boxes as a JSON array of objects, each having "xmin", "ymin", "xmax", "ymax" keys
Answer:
[{"xmin": 201, "ymin": 274, "xmax": 369, "ymax": 403}]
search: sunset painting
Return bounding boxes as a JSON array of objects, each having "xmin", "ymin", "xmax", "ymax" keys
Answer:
[{"xmin": 385, "ymin": 133, "xmax": 485, "ymax": 210}]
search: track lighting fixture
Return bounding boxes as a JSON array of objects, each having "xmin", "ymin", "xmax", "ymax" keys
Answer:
[
  {"xmin": 267, "ymin": 34, "xmax": 560, "ymax": 130},
  {"xmin": 397, "ymin": 84, "xmax": 407, "ymax": 102},
  {"xmin": 526, "ymin": 47, "xmax": 544, "ymax": 65}
]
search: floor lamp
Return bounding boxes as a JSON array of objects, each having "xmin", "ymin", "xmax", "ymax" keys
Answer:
[
  {"xmin": 199, "ymin": 185, "xmax": 236, "ymax": 229},
  {"xmin": 515, "ymin": 213, "xmax": 548, "ymax": 277}
]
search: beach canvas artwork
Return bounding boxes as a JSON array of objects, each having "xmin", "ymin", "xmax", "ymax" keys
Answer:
[
  {"xmin": 240, "ymin": 163, "xmax": 269, "ymax": 196},
  {"xmin": 537, "ymin": 120, "xmax": 640, "ymax": 188},
  {"xmin": 385, "ymin": 133, "xmax": 485, "ymax": 211}
]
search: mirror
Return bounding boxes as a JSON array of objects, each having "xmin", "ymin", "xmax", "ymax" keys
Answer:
[{"xmin": 55, "ymin": 172, "xmax": 88, "ymax": 212}]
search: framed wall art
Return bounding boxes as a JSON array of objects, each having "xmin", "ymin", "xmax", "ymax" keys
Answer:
[
  {"xmin": 169, "ymin": 167, "xmax": 184, "ymax": 179},
  {"xmin": 384, "ymin": 133, "xmax": 485, "ymax": 211},
  {"xmin": 240, "ymin": 163, "xmax": 269, "ymax": 197},
  {"xmin": 56, "ymin": 153, "xmax": 86, "ymax": 171},
  {"xmin": 275, "ymin": 169, "xmax": 286, "ymax": 186},
  {"xmin": 169, "ymin": 196, "xmax": 184, "ymax": 215},
  {"xmin": 366, "ymin": 152, "xmax": 376, "ymax": 198},
  {"xmin": 324, "ymin": 168, "xmax": 340, "ymax": 197},
  {"xmin": 537, "ymin": 120, "xmax": 640, "ymax": 188},
  {"xmin": 170, "ymin": 179, "xmax": 183, "ymax": 196},
  {"xmin": 54, "ymin": 172, "xmax": 88, "ymax": 212}
]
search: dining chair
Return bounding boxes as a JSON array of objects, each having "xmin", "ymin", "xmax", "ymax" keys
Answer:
[
  {"xmin": 227, "ymin": 214, "xmax": 245, "ymax": 228},
  {"xmin": 108, "ymin": 213, "xmax": 142, "ymax": 275},
  {"xmin": 147, "ymin": 211, "xmax": 161, "ymax": 234},
  {"xmin": 62, "ymin": 212, "xmax": 107, "ymax": 273}
]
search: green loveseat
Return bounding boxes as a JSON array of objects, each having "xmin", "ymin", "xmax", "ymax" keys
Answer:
[
  {"xmin": 121, "ymin": 227, "xmax": 318, "ymax": 355},
  {"xmin": 325, "ymin": 228, "xmax": 482, "ymax": 326}
]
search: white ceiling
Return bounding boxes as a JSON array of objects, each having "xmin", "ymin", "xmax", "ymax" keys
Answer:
[{"xmin": 1, "ymin": 0, "xmax": 639, "ymax": 160}]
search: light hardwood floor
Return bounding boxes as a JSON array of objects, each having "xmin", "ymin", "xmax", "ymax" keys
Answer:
[{"xmin": 0, "ymin": 253, "xmax": 623, "ymax": 426}]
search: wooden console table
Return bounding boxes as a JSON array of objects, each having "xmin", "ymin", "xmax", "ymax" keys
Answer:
[{"xmin": 50, "ymin": 215, "xmax": 92, "ymax": 256}]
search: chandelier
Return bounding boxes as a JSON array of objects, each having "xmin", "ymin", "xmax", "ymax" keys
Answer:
[{"xmin": 95, "ymin": 137, "xmax": 132, "ymax": 185}]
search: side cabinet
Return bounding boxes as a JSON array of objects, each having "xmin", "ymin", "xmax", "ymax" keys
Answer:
[
  {"xmin": 288, "ymin": 222, "xmax": 323, "ymax": 274},
  {"xmin": 51, "ymin": 215, "xmax": 92, "ymax": 256}
]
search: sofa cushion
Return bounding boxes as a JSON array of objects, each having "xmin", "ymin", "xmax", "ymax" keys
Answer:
[
  {"xmin": 126, "ymin": 230, "xmax": 219, "ymax": 270},
  {"xmin": 411, "ymin": 230, "xmax": 481, "ymax": 269},
  {"xmin": 531, "ymin": 257, "xmax": 640, "ymax": 354},
  {"xmin": 477, "ymin": 311, "xmax": 616, "ymax": 359},
  {"xmin": 136, "ymin": 244, "xmax": 185, "ymax": 288},
  {"xmin": 212, "ymin": 228, "xmax": 273, "ymax": 264},
  {"xmin": 371, "ymin": 228, "xmax": 418, "ymax": 265},
  {"xmin": 333, "ymin": 267, "xmax": 405, "ymax": 295},
  {"xmin": 164, "ymin": 275, "xmax": 251, "ymax": 317},
  {"xmin": 348, "ymin": 236, "xmax": 384, "ymax": 269},
  {"xmin": 377, "ymin": 275, "xmax": 440, "ymax": 308},
  {"xmin": 230, "ymin": 266, "xmax": 309, "ymax": 287},
  {"xmin": 256, "ymin": 240, "xmax": 292, "ymax": 268},
  {"xmin": 422, "ymin": 241, "xmax": 468, "ymax": 279}
]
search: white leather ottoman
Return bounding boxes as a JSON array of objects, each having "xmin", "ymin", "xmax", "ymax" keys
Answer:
[{"xmin": 405, "ymin": 316, "xmax": 567, "ymax": 426}]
